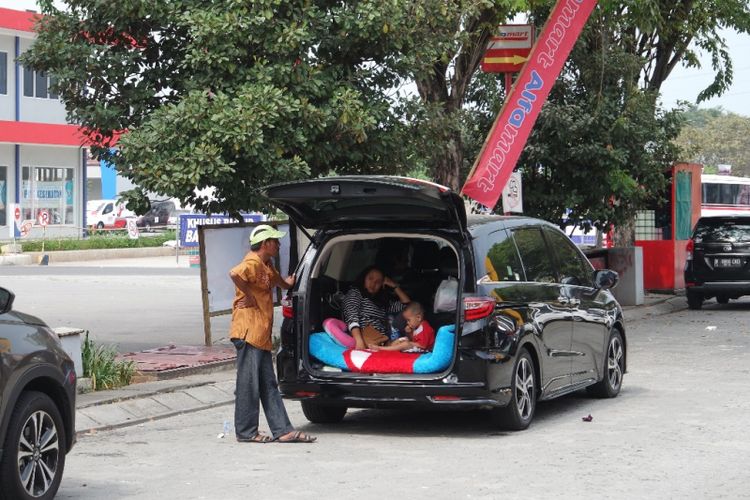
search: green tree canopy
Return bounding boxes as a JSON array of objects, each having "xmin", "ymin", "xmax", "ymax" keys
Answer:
[
  {"xmin": 675, "ymin": 105, "xmax": 750, "ymax": 177},
  {"xmin": 24, "ymin": 0, "xmax": 428, "ymax": 215},
  {"xmin": 22, "ymin": 0, "xmax": 750, "ymax": 231}
]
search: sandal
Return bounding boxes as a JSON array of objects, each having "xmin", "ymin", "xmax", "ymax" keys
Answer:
[
  {"xmin": 237, "ymin": 433, "xmax": 273, "ymax": 443},
  {"xmin": 276, "ymin": 430, "xmax": 317, "ymax": 443}
]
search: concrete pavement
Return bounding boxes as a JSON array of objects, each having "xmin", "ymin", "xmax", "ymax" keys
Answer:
[{"xmin": 74, "ymin": 290, "xmax": 689, "ymax": 436}]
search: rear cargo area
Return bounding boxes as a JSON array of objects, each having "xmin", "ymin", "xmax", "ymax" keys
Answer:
[{"xmin": 303, "ymin": 233, "xmax": 460, "ymax": 376}]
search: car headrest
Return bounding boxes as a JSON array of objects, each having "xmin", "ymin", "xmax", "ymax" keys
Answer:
[{"xmin": 412, "ymin": 241, "xmax": 441, "ymax": 270}]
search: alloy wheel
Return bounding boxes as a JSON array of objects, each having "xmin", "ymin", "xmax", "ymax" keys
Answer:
[
  {"xmin": 607, "ymin": 336, "xmax": 624, "ymax": 391},
  {"xmin": 17, "ymin": 409, "xmax": 60, "ymax": 498},
  {"xmin": 514, "ymin": 357, "xmax": 535, "ymax": 420}
]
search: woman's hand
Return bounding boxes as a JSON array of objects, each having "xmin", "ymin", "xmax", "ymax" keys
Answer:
[
  {"xmin": 383, "ymin": 276, "xmax": 399, "ymax": 289},
  {"xmin": 351, "ymin": 327, "xmax": 366, "ymax": 350}
]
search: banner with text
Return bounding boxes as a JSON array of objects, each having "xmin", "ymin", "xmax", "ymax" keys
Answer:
[
  {"xmin": 179, "ymin": 213, "xmax": 265, "ymax": 247},
  {"xmin": 462, "ymin": 0, "xmax": 598, "ymax": 208}
]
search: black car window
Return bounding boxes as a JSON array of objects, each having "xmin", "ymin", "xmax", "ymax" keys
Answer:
[
  {"xmin": 544, "ymin": 227, "xmax": 593, "ymax": 287},
  {"xmin": 481, "ymin": 229, "xmax": 525, "ymax": 282},
  {"xmin": 694, "ymin": 218, "xmax": 750, "ymax": 243},
  {"xmin": 102, "ymin": 203, "xmax": 113, "ymax": 215},
  {"xmin": 512, "ymin": 227, "xmax": 556, "ymax": 283}
]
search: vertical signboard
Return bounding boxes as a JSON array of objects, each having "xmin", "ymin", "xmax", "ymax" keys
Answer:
[{"xmin": 462, "ymin": 0, "xmax": 598, "ymax": 209}]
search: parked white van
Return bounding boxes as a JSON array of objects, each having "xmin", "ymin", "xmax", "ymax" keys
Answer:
[{"xmin": 86, "ymin": 199, "xmax": 134, "ymax": 229}]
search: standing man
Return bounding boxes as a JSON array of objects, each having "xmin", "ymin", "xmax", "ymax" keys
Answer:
[{"xmin": 229, "ymin": 224, "xmax": 316, "ymax": 443}]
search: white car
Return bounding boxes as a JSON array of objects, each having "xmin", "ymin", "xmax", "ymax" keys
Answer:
[{"xmin": 87, "ymin": 199, "xmax": 134, "ymax": 229}]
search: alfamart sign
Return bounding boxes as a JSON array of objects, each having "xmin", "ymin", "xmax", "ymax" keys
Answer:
[{"xmin": 462, "ymin": 0, "xmax": 598, "ymax": 209}]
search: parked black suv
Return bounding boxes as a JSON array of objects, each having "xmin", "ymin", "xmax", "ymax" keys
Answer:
[
  {"xmin": 684, "ymin": 216, "xmax": 750, "ymax": 309},
  {"xmin": 266, "ymin": 176, "xmax": 625, "ymax": 430},
  {"xmin": 0, "ymin": 287, "xmax": 76, "ymax": 500}
]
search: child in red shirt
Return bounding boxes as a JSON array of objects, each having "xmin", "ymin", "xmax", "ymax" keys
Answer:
[{"xmin": 369, "ymin": 302, "xmax": 435, "ymax": 352}]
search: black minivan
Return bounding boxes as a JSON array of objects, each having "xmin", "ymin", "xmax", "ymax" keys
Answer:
[
  {"xmin": 266, "ymin": 176, "xmax": 625, "ymax": 430},
  {"xmin": 684, "ymin": 216, "xmax": 750, "ymax": 309}
]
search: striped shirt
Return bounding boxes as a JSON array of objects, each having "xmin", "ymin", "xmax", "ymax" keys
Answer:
[{"xmin": 343, "ymin": 287, "xmax": 405, "ymax": 334}]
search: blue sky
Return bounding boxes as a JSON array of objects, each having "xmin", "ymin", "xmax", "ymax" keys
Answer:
[
  {"xmin": 4, "ymin": 0, "xmax": 749, "ymax": 116},
  {"xmin": 660, "ymin": 29, "xmax": 750, "ymax": 117}
]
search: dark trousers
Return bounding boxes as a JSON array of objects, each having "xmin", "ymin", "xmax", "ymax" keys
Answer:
[{"xmin": 232, "ymin": 339, "xmax": 293, "ymax": 440}]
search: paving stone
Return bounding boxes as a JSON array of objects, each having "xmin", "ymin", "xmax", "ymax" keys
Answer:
[
  {"xmin": 78, "ymin": 404, "xmax": 140, "ymax": 428},
  {"xmin": 75, "ymin": 413, "xmax": 100, "ymax": 433},
  {"xmin": 185, "ymin": 385, "xmax": 233, "ymax": 405},
  {"xmin": 118, "ymin": 397, "xmax": 172, "ymax": 419},
  {"xmin": 150, "ymin": 391, "xmax": 203, "ymax": 412},
  {"xmin": 213, "ymin": 380, "xmax": 236, "ymax": 396}
]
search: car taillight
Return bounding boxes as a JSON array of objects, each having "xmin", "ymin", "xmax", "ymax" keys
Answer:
[
  {"xmin": 686, "ymin": 239, "xmax": 694, "ymax": 261},
  {"xmin": 463, "ymin": 296, "xmax": 496, "ymax": 321},
  {"xmin": 281, "ymin": 297, "xmax": 294, "ymax": 319}
]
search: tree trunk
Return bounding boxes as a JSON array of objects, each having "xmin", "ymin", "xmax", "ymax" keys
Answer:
[
  {"xmin": 432, "ymin": 130, "xmax": 463, "ymax": 191},
  {"xmin": 611, "ymin": 216, "xmax": 636, "ymax": 247}
]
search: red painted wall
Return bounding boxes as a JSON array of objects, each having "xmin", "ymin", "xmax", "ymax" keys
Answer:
[
  {"xmin": 635, "ymin": 163, "xmax": 702, "ymax": 291},
  {"xmin": 635, "ymin": 240, "xmax": 674, "ymax": 290}
]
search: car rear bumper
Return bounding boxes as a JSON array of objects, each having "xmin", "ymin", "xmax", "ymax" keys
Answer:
[
  {"xmin": 280, "ymin": 380, "xmax": 512, "ymax": 409},
  {"xmin": 685, "ymin": 280, "xmax": 750, "ymax": 295}
]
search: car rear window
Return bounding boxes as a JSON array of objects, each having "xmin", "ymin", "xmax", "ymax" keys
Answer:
[{"xmin": 694, "ymin": 218, "xmax": 750, "ymax": 243}]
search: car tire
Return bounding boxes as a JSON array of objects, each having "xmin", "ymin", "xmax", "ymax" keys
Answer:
[
  {"xmin": 687, "ymin": 291, "xmax": 703, "ymax": 310},
  {"xmin": 491, "ymin": 348, "xmax": 536, "ymax": 431},
  {"xmin": 0, "ymin": 391, "xmax": 66, "ymax": 500},
  {"xmin": 300, "ymin": 400, "xmax": 347, "ymax": 424},
  {"xmin": 96, "ymin": 221, "xmax": 104, "ymax": 229},
  {"xmin": 716, "ymin": 295, "xmax": 729, "ymax": 305},
  {"xmin": 587, "ymin": 329, "xmax": 625, "ymax": 398}
]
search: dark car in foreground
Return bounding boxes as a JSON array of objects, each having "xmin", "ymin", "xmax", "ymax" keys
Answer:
[
  {"xmin": 0, "ymin": 287, "xmax": 76, "ymax": 500},
  {"xmin": 265, "ymin": 176, "xmax": 626, "ymax": 430},
  {"xmin": 685, "ymin": 216, "xmax": 750, "ymax": 309}
]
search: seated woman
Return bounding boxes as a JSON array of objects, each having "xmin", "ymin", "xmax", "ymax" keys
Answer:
[{"xmin": 342, "ymin": 265, "xmax": 411, "ymax": 349}]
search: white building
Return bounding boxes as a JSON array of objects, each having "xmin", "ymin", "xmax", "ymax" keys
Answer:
[{"xmin": 0, "ymin": 7, "xmax": 88, "ymax": 239}]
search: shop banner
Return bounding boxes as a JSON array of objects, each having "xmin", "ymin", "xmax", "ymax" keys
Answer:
[
  {"xmin": 179, "ymin": 213, "xmax": 265, "ymax": 247},
  {"xmin": 462, "ymin": 0, "xmax": 598, "ymax": 209}
]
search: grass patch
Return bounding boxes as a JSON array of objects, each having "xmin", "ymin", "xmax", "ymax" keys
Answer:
[
  {"xmin": 22, "ymin": 230, "xmax": 176, "ymax": 252},
  {"xmin": 81, "ymin": 332, "xmax": 137, "ymax": 391}
]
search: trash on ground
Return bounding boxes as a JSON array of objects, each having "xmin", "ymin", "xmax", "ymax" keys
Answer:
[{"xmin": 582, "ymin": 414, "xmax": 593, "ymax": 422}]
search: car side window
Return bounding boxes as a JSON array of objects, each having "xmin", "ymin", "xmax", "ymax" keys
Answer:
[
  {"xmin": 512, "ymin": 227, "xmax": 557, "ymax": 283},
  {"xmin": 544, "ymin": 227, "xmax": 593, "ymax": 287},
  {"xmin": 102, "ymin": 203, "xmax": 113, "ymax": 215},
  {"xmin": 482, "ymin": 229, "xmax": 525, "ymax": 282}
]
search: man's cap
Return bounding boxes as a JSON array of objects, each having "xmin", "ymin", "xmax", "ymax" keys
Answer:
[{"xmin": 249, "ymin": 224, "xmax": 286, "ymax": 245}]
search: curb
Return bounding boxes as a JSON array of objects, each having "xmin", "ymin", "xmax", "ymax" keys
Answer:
[
  {"xmin": 75, "ymin": 375, "xmax": 236, "ymax": 436},
  {"xmin": 130, "ymin": 359, "xmax": 235, "ymax": 383},
  {"xmin": 76, "ymin": 399, "xmax": 234, "ymax": 437},
  {"xmin": 623, "ymin": 295, "xmax": 687, "ymax": 322},
  {"xmin": 26, "ymin": 246, "xmax": 176, "ymax": 264}
]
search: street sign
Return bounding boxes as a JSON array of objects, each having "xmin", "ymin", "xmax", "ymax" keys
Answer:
[
  {"xmin": 502, "ymin": 171, "xmax": 523, "ymax": 214},
  {"xmin": 37, "ymin": 209, "xmax": 50, "ymax": 227},
  {"xmin": 20, "ymin": 221, "xmax": 32, "ymax": 238},
  {"xmin": 126, "ymin": 218, "xmax": 139, "ymax": 239},
  {"xmin": 481, "ymin": 24, "xmax": 534, "ymax": 73},
  {"xmin": 8, "ymin": 203, "xmax": 22, "ymax": 239}
]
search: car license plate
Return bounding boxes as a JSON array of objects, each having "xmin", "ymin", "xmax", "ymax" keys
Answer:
[{"xmin": 715, "ymin": 258, "xmax": 742, "ymax": 268}]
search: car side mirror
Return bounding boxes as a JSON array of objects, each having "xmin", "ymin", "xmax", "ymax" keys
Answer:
[
  {"xmin": 593, "ymin": 269, "xmax": 619, "ymax": 290},
  {"xmin": 0, "ymin": 287, "xmax": 15, "ymax": 314}
]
